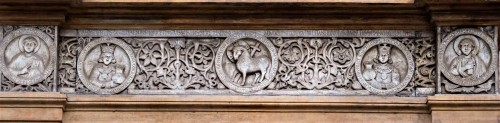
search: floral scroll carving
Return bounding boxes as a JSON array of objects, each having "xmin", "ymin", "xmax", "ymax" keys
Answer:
[
  {"xmin": 269, "ymin": 38, "xmax": 359, "ymax": 91},
  {"xmin": 54, "ymin": 30, "xmax": 435, "ymax": 96},
  {"xmin": 128, "ymin": 38, "xmax": 223, "ymax": 92}
]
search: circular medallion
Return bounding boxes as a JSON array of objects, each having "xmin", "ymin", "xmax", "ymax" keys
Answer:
[
  {"xmin": 438, "ymin": 28, "xmax": 497, "ymax": 86},
  {"xmin": 215, "ymin": 33, "xmax": 278, "ymax": 93},
  {"xmin": 77, "ymin": 37, "xmax": 137, "ymax": 94},
  {"xmin": 354, "ymin": 38, "xmax": 415, "ymax": 95},
  {"xmin": 0, "ymin": 27, "xmax": 56, "ymax": 85}
]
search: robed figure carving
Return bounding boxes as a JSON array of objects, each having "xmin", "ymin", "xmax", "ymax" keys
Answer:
[
  {"xmin": 449, "ymin": 35, "xmax": 486, "ymax": 78},
  {"xmin": 8, "ymin": 35, "xmax": 45, "ymax": 79},
  {"xmin": 362, "ymin": 44, "xmax": 400, "ymax": 89},
  {"xmin": 89, "ymin": 43, "xmax": 126, "ymax": 89}
]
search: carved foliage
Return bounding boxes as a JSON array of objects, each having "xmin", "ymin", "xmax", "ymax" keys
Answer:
[
  {"xmin": 269, "ymin": 38, "xmax": 359, "ymax": 90},
  {"xmin": 59, "ymin": 37, "xmax": 92, "ymax": 93},
  {"xmin": 268, "ymin": 37, "xmax": 423, "ymax": 96},
  {"xmin": 401, "ymin": 37, "xmax": 436, "ymax": 88},
  {"xmin": 127, "ymin": 38, "xmax": 223, "ymax": 91},
  {"xmin": 58, "ymin": 31, "xmax": 434, "ymax": 96}
]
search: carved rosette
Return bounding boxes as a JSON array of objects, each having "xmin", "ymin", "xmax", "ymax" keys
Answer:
[
  {"xmin": 437, "ymin": 27, "xmax": 498, "ymax": 94},
  {"xmin": 354, "ymin": 38, "xmax": 415, "ymax": 95},
  {"xmin": 77, "ymin": 37, "xmax": 137, "ymax": 94},
  {"xmin": 215, "ymin": 33, "xmax": 278, "ymax": 93},
  {"xmin": 0, "ymin": 26, "xmax": 57, "ymax": 90}
]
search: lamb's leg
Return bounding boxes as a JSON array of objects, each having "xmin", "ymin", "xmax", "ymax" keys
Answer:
[
  {"xmin": 253, "ymin": 73, "xmax": 260, "ymax": 85},
  {"xmin": 234, "ymin": 73, "xmax": 241, "ymax": 85},
  {"xmin": 259, "ymin": 68, "xmax": 267, "ymax": 82},
  {"xmin": 241, "ymin": 72, "xmax": 247, "ymax": 86}
]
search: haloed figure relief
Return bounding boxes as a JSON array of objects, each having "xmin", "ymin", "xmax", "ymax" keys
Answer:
[
  {"xmin": 89, "ymin": 43, "xmax": 126, "ymax": 89},
  {"xmin": 448, "ymin": 35, "xmax": 486, "ymax": 78},
  {"xmin": 362, "ymin": 43, "xmax": 400, "ymax": 90},
  {"xmin": 0, "ymin": 27, "xmax": 56, "ymax": 87},
  {"xmin": 438, "ymin": 27, "xmax": 498, "ymax": 94},
  {"xmin": 8, "ymin": 35, "xmax": 45, "ymax": 78}
]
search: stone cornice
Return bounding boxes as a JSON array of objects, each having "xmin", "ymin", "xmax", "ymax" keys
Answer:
[
  {"xmin": 0, "ymin": 92, "xmax": 66, "ymax": 122},
  {"xmin": 65, "ymin": 95, "xmax": 429, "ymax": 113},
  {"xmin": 80, "ymin": 0, "xmax": 414, "ymax": 3},
  {"xmin": 428, "ymin": 95, "xmax": 500, "ymax": 111},
  {"xmin": 0, "ymin": 0, "xmax": 498, "ymax": 29},
  {"xmin": 0, "ymin": 92, "xmax": 66, "ymax": 108}
]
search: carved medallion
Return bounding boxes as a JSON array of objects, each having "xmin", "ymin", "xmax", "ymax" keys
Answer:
[
  {"xmin": 0, "ymin": 27, "xmax": 56, "ymax": 86},
  {"xmin": 60, "ymin": 30, "xmax": 433, "ymax": 96},
  {"xmin": 438, "ymin": 28, "xmax": 497, "ymax": 86},
  {"xmin": 355, "ymin": 38, "xmax": 415, "ymax": 95},
  {"xmin": 77, "ymin": 37, "xmax": 137, "ymax": 94},
  {"xmin": 215, "ymin": 33, "xmax": 278, "ymax": 93}
]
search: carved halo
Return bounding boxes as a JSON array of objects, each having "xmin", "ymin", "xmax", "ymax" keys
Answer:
[
  {"xmin": 453, "ymin": 35, "xmax": 480, "ymax": 56},
  {"xmin": 0, "ymin": 27, "xmax": 55, "ymax": 86},
  {"xmin": 17, "ymin": 35, "xmax": 42, "ymax": 53},
  {"xmin": 354, "ymin": 38, "xmax": 415, "ymax": 95},
  {"xmin": 438, "ymin": 28, "xmax": 498, "ymax": 86},
  {"xmin": 77, "ymin": 37, "xmax": 137, "ymax": 94}
]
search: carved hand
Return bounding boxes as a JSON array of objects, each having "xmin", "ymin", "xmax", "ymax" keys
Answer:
[{"xmin": 20, "ymin": 66, "xmax": 30, "ymax": 75}]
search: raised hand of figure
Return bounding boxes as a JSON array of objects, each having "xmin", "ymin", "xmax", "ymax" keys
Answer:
[{"xmin": 20, "ymin": 65, "xmax": 31, "ymax": 75}]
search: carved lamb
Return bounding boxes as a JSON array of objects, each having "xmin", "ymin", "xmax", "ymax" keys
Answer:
[{"xmin": 231, "ymin": 41, "xmax": 271, "ymax": 86}]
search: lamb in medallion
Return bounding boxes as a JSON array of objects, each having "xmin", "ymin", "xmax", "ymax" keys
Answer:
[{"xmin": 228, "ymin": 40, "xmax": 271, "ymax": 87}]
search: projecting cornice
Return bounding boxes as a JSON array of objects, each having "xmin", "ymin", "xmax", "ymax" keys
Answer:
[
  {"xmin": 0, "ymin": 0, "xmax": 498, "ymax": 29},
  {"xmin": 426, "ymin": 0, "xmax": 500, "ymax": 26},
  {"xmin": 80, "ymin": 0, "xmax": 414, "ymax": 3}
]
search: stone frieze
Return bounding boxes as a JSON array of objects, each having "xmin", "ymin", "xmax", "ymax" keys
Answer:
[
  {"xmin": 55, "ymin": 30, "xmax": 435, "ymax": 96},
  {"xmin": 0, "ymin": 27, "xmax": 440, "ymax": 96}
]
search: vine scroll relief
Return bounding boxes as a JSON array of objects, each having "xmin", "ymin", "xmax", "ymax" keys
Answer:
[{"xmin": 55, "ymin": 30, "xmax": 437, "ymax": 96}]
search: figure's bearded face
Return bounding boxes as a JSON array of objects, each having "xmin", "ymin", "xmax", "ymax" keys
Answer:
[
  {"xmin": 101, "ymin": 53, "xmax": 114, "ymax": 65},
  {"xmin": 23, "ymin": 38, "xmax": 37, "ymax": 53},
  {"xmin": 460, "ymin": 39, "xmax": 473, "ymax": 56}
]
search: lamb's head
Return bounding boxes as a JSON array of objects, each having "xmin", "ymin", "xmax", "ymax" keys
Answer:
[
  {"xmin": 232, "ymin": 46, "xmax": 247, "ymax": 59},
  {"xmin": 230, "ymin": 41, "xmax": 250, "ymax": 60}
]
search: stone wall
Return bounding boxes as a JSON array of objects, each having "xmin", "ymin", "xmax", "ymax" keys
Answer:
[{"xmin": 0, "ymin": 0, "xmax": 499, "ymax": 123}]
